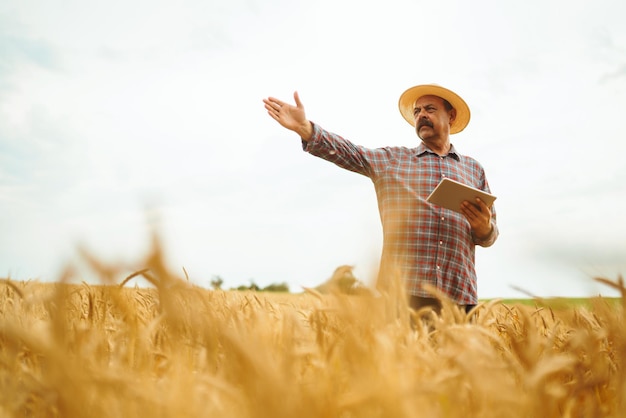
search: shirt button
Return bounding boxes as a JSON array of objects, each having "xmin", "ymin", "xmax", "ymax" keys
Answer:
[
  {"xmin": 436, "ymin": 265, "xmax": 441, "ymax": 270},
  {"xmin": 441, "ymin": 216, "xmax": 445, "ymax": 221},
  {"xmin": 439, "ymin": 241, "xmax": 443, "ymax": 245}
]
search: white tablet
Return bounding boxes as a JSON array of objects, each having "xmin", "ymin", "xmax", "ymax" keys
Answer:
[{"xmin": 426, "ymin": 178, "xmax": 497, "ymax": 214}]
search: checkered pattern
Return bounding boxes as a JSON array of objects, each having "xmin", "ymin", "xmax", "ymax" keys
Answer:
[{"xmin": 304, "ymin": 123, "xmax": 498, "ymax": 305}]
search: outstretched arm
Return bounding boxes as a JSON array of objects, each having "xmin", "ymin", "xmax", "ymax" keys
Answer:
[{"xmin": 263, "ymin": 91, "xmax": 314, "ymax": 141}]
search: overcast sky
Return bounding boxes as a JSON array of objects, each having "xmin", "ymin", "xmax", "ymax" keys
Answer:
[{"xmin": 2, "ymin": 0, "xmax": 625, "ymax": 298}]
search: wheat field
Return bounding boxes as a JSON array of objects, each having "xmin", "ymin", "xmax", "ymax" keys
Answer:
[{"xmin": 1, "ymin": 244, "xmax": 625, "ymax": 417}]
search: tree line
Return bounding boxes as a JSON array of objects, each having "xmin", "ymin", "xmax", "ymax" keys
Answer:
[{"xmin": 210, "ymin": 276, "xmax": 290, "ymax": 293}]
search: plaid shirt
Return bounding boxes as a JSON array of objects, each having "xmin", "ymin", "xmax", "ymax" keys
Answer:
[{"xmin": 303, "ymin": 123, "xmax": 498, "ymax": 305}]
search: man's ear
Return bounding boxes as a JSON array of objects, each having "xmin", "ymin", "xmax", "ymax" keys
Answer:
[{"xmin": 448, "ymin": 108, "xmax": 457, "ymax": 126}]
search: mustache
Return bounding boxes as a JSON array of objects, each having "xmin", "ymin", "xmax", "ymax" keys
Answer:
[{"xmin": 417, "ymin": 118, "xmax": 433, "ymax": 129}]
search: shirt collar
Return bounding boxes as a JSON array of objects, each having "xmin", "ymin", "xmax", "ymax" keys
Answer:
[{"xmin": 416, "ymin": 142, "xmax": 460, "ymax": 160}]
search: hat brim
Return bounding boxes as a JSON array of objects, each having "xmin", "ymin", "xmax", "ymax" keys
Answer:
[{"xmin": 398, "ymin": 84, "xmax": 470, "ymax": 134}]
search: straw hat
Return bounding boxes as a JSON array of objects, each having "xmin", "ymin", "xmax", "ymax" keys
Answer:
[{"xmin": 398, "ymin": 84, "xmax": 471, "ymax": 134}]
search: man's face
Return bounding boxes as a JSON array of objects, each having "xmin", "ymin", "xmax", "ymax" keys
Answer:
[{"xmin": 412, "ymin": 95, "xmax": 456, "ymax": 142}]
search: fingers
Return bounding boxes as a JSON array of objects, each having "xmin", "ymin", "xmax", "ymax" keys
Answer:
[
  {"xmin": 294, "ymin": 91, "xmax": 303, "ymax": 109},
  {"xmin": 461, "ymin": 203, "xmax": 477, "ymax": 223},
  {"xmin": 461, "ymin": 198, "xmax": 492, "ymax": 233},
  {"xmin": 263, "ymin": 92, "xmax": 304, "ymax": 111},
  {"xmin": 462, "ymin": 198, "xmax": 490, "ymax": 215},
  {"xmin": 263, "ymin": 97, "xmax": 283, "ymax": 111},
  {"xmin": 474, "ymin": 198, "xmax": 491, "ymax": 213},
  {"xmin": 263, "ymin": 97, "xmax": 284, "ymax": 121},
  {"xmin": 263, "ymin": 92, "xmax": 307, "ymax": 134},
  {"xmin": 461, "ymin": 199, "xmax": 481, "ymax": 221}
]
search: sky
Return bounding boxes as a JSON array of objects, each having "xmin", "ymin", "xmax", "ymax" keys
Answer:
[{"xmin": 1, "ymin": 0, "xmax": 626, "ymax": 299}]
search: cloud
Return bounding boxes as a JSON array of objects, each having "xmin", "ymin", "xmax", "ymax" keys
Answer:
[
  {"xmin": 0, "ymin": 24, "xmax": 60, "ymax": 97},
  {"xmin": 0, "ymin": 35, "xmax": 58, "ymax": 73}
]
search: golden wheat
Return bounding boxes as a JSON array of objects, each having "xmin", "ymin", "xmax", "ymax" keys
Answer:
[{"xmin": 1, "ymin": 244, "xmax": 625, "ymax": 418}]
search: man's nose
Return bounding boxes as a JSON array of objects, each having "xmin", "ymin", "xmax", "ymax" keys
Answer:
[{"xmin": 414, "ymin": 110, "xmax": 427, "ymax": 121}]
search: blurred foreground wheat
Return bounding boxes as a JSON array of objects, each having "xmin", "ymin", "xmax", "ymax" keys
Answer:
[{"xmin": 1, "ymin": 241, "xmax": 625, "ymax": 417}]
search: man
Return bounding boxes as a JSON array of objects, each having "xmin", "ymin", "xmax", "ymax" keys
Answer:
[{"xmin": 263, "ymin": 84, "xmax": 498, "ymax": 313}]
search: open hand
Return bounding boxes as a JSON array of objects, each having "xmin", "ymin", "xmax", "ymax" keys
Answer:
[{"xmin": 263, "ymin": 91, "xmax": 313, "ymax": 140}]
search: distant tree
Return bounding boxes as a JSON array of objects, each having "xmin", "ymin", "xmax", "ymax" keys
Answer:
[
  {"xmin": 262, "ymin": 282, "xmax": 290, "ymax": 293},
  {"xmin": 232, "ymin": 280, "xmax": 260, "ymax": 292},
  {"xmin": 210, "ymin": 275, "xmax": 224, "ymax": 290}
]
